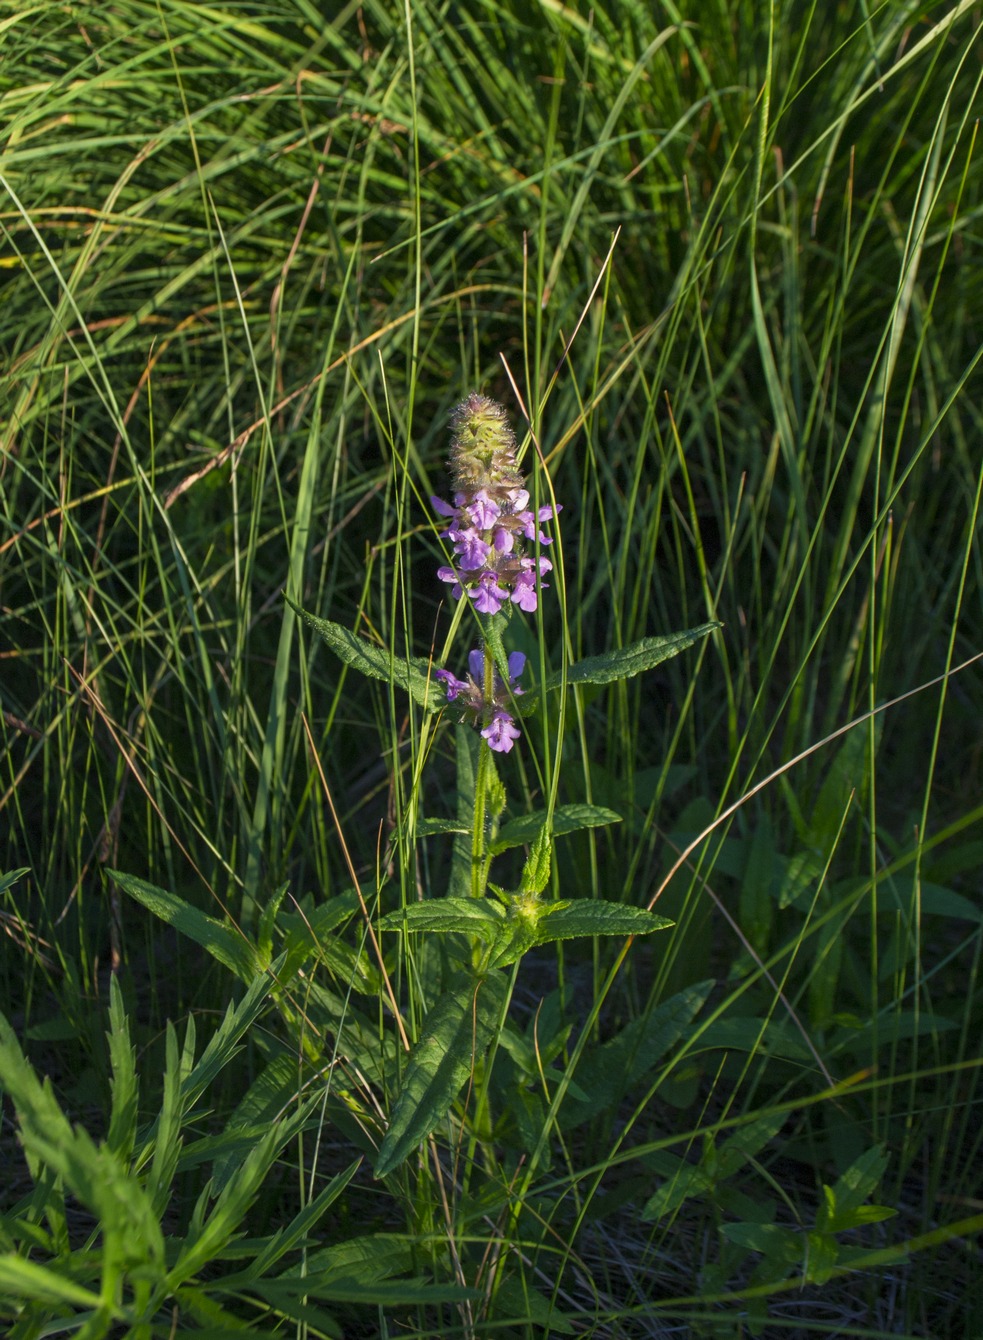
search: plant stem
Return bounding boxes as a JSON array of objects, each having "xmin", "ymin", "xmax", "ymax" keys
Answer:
[{"xmin": 469, "ymin": 645, "xmax": 495, "ymax": 900}]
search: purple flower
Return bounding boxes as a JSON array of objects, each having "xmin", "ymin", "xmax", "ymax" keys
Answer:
[
  {"xmin": 470, "ymin": 573, "xmax": 509, "ymax": 614},
  {"xmin": 431, "ymin": 394, "xmax": 560, "ymax": 615},
  {"xmin": 468, "ymin": 489, "xmax": 500, "ymax": 530},
  {"xmin": 434, "ymin": 646, "xmax": 526, "ymax": 752},
  {"xmin": 510, "ymin": 572, "xmax": 539, "ymax": 612},
  {"xmin": 482, "ymin": 711, "xmax": 521, "ymax": 753},
  {"xmin": 434, "ymin": 668, "xmax": 469, "ymax": 701},
  {"xmin": 448, "ymin": 529, "xmax": 490, "ymax": 570}
]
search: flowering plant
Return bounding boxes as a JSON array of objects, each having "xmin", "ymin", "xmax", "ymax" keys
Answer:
[
  {"xmin": 288, "ymin": 391, "xmax": 719, "ymax": 1175},
  {"xmin": 429, "ymin": 392, "xmax": 559, "ymax": 755}
]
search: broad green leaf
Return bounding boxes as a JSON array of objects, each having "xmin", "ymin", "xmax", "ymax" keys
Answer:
[
  {"xmin": 641, "ymin": 1110, "xmax": 785, "ymax": 1220},
  {"xmin": 878, "ymin": 877, "xmax": 983, "ymax": 925},
  {"xmin": 488, "ymin": 897, "xmax": 672, "ymax": 969},
  {"xmin": 804, "ymin": 1230, "xmax": 840, "ymax": 1284},
  {"xmin": 302, "ymin": 1232, "xmax": 415, "ymax": 1280},
  {"xmin": 518, "ymin": 622, "xmax": 720, "ymax": 714},
  {"xmin": 110, "ymin": 871, "xmax": 258, "ymax": 981},
  {"xmin": 642, "ymin": 1160, "xmax": 714, "ymax": 1219},
  {"xmin": 491, "ymin": 803, "xmax": 622, "ymax": 854},
  {"xmin": 717, "ymin": 1110, "xmax": 787, "ymax": 1175},
  {"xmin": 535, "ymin": 900, "xmax": 673, "ymax": 942},
  {"xmin": 566, "ymin": 982, "xmax": 713, "ymax": 1127},
  {"xmin": 380, "ymin": 898, "xmax": 505, "ymax": 942},
  {"xmin": 720, "ymin": 1221, "xmax": 800, "ymax": 1265},
  {"xmin": 278, "ymin": 891, "xmax": 361, "ymax": 943},
  {"xmin": 287, "ymin": 599, "xmax": 440, "ymax": 710},
  {"xmin": 486, "ymin": 904, "xmax": 547, "ymax": 969},
  {"xmin": 687, "ymin": 1015, "xmax": 813, "ymax": 1061},
  {"xmin": 818, "ymin": 1145, "xmax": 891, "ymax": 1231},
  {"xmin": 375, "ymin": 974, "xmax": 508, "ymax": 1177}
]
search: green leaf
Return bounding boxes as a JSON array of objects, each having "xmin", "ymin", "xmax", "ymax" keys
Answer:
[
  {"xmin": 105, "ymin": 977, "xmax": 138, "ymax": 1162},
  {"xmin": 519, "ymin": 622, "xmax": 720, "ymax": 714},
  {"xmin": 519, "ymin": 829, "xmax": 552, "ymax": 896},
  {"xmin": 804, "ymin": 1230, "xmax": 839, "ymax": 1284},
  {"xmin": 0, "ymin": 1253, "xmax": 103, "ymax": 1308},
  {"xmin": 226, "ymin": 1160, "xmax": 362, "ymax": 1280},
  {"xmin": 0, "ymin": 867, "xmax": 30, "ymax": 896},
  {"xmin": 375, "ymin": 974, "xmax": 508, "ymax": 1177},
  {"xmin": 301, "ymin": 1232, "xmax": 414, "ymax": 1281},
  {"xmin": 641, "ymin": 1110, "xmax": 786, "ymax": 1221},
  {"xmin": 720, "ymin": 1221, "xmax": 800, "ymax": 1265},
  {"xmin": 0, "ymin": 1011, "xmax": 166, "ymax": 1272},
  {"xmin": 110, "ymin": 871, "xmax": 259, "ymax": 981},
  {"xmin": 448, "ymin": 724, "xmax": 480, "ymax": 899},
  {"xmin": 253, "ymin": 1273, "xmax": 478, "ymax": 1307},
  {"xmin": 816, "ymin": 1145, "xmax": 892, "ymax": 1232},
  {"xmin": 535, "ymin": 900, "xmax": 673, "ymax": 942},
  {"xmin": 486, "ymin": 903, "xmax": 548, "ymax": 969},
  {"xmin": 416, "ymin": 817, "xmax": 471, "ymax": 838},
  {"xmin": 167, "ymin": 1101, "xmax": 316, "ymax": 1290},
  {"xmin": 642, "ymin": 1160, "xmax": 715, "ymax": 1219},
  {"xmin": 565, "ymin": 981, "xmax": 713, "ymax": 1127},
  {"xmin": 491, "ymin": 803, "xmax": 622, "ymax": 854},
  {"xmin": 287, "ymin": 598, "xmax": 440, "ymax": 710},
  {"xmin": 380, "ymin": 898, "xmax": 505, "ymax": 942}
]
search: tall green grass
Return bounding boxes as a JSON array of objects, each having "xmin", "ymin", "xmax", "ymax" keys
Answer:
[{"xmin": 2, "ymin": 1, "xmax": 983, "ymax": 1335}]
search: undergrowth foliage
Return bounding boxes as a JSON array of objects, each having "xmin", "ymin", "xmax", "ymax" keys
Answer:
[{"xmin": 2, "ymin": 1, "xmax": 983, "ymax": 1337}]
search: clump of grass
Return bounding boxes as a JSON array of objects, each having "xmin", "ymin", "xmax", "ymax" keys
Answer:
[{"xmin": 2, "ymin": 1, "xmax": 983, "ymax": 1336}]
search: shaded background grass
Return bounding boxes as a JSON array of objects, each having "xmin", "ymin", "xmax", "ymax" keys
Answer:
[{"xmin": 3, "ymin": 0, "xmax": 983, "ymax": 1334}]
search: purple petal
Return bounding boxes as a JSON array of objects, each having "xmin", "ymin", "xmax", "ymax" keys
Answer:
[
  {"xmin": 431, "ymin": 495, "xmax": 458, "ymax": 518},
  {"xmin": 470, "ymin": 578, "xmax": 507, "ymax": 615},
  {"xmin": 435, "ymin": 668, "xmax": 468, "ymax": 701},
  {"xmin": 451, "ymin": 530, "xmax": 491, "ymax": 569},
  {"xmin": 506, "ymin": 651, "xmax": 526, "ymax": 683},
  {"xmin": 481, "ymin": 711, "xmax": 521, "ymax": 753},
  {"xmin": 468, "ymin": 489, "xmax": 500, "ymax": 530},
  {"xmin": 468, "ymin": 648, "xmax": 485, "ymax": 681},
  {"xmin": 510, "ymin": 572, "xmax": 538, "ymax": 612}
]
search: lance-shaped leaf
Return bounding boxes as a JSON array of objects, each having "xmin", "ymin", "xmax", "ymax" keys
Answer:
[
  {"xmin": 375, "ymin": 974, "xmax": 508, "ymax": 1178},
  {"xmin": 380, "ymin": 898, "xmax": 505, "ymax": 944},
  {"xmin": 535, "ymin": 901, "xmax": 673, "ymax": 941},
  {"xmin": 491, "ymin": 802, "xmax": 622, "ymax": 854},
  {"xmin": 517, "ymin": 622, "xmax": 720, "ymax": 716},
  {"xmin": 287, "ymin": 598, "xmax": 441, "ymax": 710},
  {"xmin": 489, "ymin": 897, "xmax": 672, "ymax": 969},
  {"xmin": 111, "ymin": 871, "xmax": 260, "ymax": 981}
]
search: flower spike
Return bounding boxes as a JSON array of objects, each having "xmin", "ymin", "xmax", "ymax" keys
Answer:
[{"xmin": 432, "ymin": 394, "xmax": 560, "ymax": 616}]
